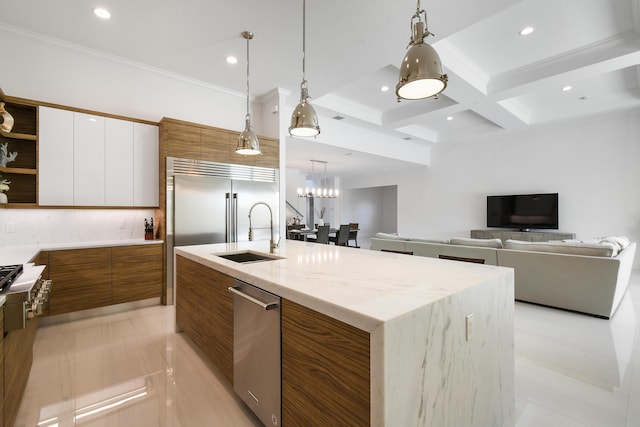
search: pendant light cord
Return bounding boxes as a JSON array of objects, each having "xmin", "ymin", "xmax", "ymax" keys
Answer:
[
  {"xmin": 245, "ymin": 34, "xmax": 250, "ymax": 120},
  {"xmin": 302, "ymin": 0, "xmax": 306, "ymax": 84}
]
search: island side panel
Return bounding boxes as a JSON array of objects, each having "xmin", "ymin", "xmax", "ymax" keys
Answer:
[
  {"xmin": 281, "ymin": 298, "xmax": 370, "ymax": 426},
  {"xmin": 379, "ymin": 273, "xmax": 515, "ymax": 427},
  {"xmin": 175, "ymin": 255, "xmax": 234, "ymax": 384}
]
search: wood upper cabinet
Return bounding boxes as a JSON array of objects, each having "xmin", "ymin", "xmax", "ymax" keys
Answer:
[
  {"xmin": 112, "ymin": 244, "xmax": 163, "ymax": 304},
  {"xmin": 164, "ymin": 120, "xmax": 201, "ymax": 160},
  {"xmin": 160, "ymin": 118, "xmax": 279, "ymax": 168},
  {"xmin": 200, "ymin": 127, "xmax": 231, "ymax": 164},
  {"xmin": 175, "ymin": 255, "xmax": 234, "ymax": 383}
]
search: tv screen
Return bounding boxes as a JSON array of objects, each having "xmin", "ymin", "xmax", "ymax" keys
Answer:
[{"xmin": 487, "ymin": 193, "xmax": 558, "ymax": 230}]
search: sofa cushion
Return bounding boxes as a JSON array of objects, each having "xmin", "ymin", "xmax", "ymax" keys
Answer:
[
  {"xmin": 599, "ymin": 236, "xmax": 630, "ymax": 251},
  {"xmin": 408, "ymin": 237, "xmax": 450, "ymax": 244},
  {"xmin": 374, "ymin": 232, "xmax": 407, "ymax": 241},
  {"xmin": 449, "ymin": 237, "xmax": 503, "ymax": 249},
  {"xmin": 504, "ymin": 239, "xmax": 618, "ymax": 257}
]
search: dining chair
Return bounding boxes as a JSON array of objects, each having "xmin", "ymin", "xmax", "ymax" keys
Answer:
[
  {"xmin": 330, "ymin": 224, "xmax": 350, "ymax": 246},
  {"xmin": 307, "ymin": 224, "xmax": 330, "ymax": 244},
  {"xmin": 348, "ymin": 223, "xmax": 359, "ymax": 247}
]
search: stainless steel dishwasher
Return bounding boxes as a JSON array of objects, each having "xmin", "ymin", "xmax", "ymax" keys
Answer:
[{"xmin": 228, "ymin": 279, "xmax": 281, "ymax": 426}]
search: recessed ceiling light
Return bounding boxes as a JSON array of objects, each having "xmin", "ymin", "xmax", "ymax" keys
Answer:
[
  {"xmin": 403, "ymin": 136, "xmax": 412, "ymax": 141},
  {"xmin": 446, "ymin": 116, "xmax": 454, "ymax": 121},
  {"xmin": 519, "ymin": 26, "xmax": 534, "ymax": 36},
  {"xmin": 93, "ymin": 7, "xmax": 111, "ymax": 19},
  {"xmin": 562, "ymin": 86, "xmax": 573, "ymax": 92},
  {"xmin": 226, "ymin": 56, "xmax": 238, "ymax": 64},
  {"xmin": 380, "ymin": 85, "xmax": 389, "ymax": 92},
  {"xmin": 332, "ymin": 115, "xmax": 345, "ymax": 120}
]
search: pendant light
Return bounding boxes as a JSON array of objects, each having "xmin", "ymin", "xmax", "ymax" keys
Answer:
[
  {"xmin": 297, "ymin": 160, "xmax": 338, "ymax": 198},
  {"xmin": 396, "ymin": 0, "xmax": 448, "ymax": 100},
  {"xmin": 236, "ymin": 31, "xmax": 261, "ymax": 155},
  {"xmin": 289, "ymin": 0, "xmax": 320, "ymax": 137}
]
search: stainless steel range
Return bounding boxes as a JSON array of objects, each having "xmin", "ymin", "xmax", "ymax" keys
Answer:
[{"xmin": 0, "ymin": 263, "xmax": 52, "ymax": 332}]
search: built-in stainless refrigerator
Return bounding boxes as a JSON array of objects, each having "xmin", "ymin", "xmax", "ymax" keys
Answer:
[{"xmin": 166, "ymin": 157, "xmax": 279, "ymax": 304}]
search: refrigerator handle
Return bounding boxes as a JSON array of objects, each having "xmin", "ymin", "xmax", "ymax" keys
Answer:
[
  {"xmin": 233, "ymin": 193, "xmax": 238, "ymax": 241},
  {"xmin": 225, "ymin": 192, "xmax": 231, "ymax": 243}
]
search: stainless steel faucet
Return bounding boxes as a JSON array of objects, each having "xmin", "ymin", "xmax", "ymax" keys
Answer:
[{"xmin": 248, "ymin": 202, "xmax": 279, "ymax": 253}]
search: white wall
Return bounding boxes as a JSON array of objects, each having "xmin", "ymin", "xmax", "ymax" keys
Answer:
[
  {"xmin": 343, "ymin": 186, "xmax": 397, "ymax": 242},
  {"xmin": 0, "ymin": 209, "xmax": 155, "ymax": 247},
  {"xmin": 0, "ymin": 25, "xmax": 253, "ymax": 131},
  {"xmin": 344, "ymin": 108, "xmax": 640, "ymax": 266}
]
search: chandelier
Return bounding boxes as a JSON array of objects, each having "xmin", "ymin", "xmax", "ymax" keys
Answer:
[{"xmin": 297, "ymin": 160, "xmax": 338, "ymax": 198}]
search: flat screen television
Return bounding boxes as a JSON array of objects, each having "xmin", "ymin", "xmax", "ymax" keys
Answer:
[{"xmin": 487, "ymin": 193, "xmax": 558, "ymax": 231}]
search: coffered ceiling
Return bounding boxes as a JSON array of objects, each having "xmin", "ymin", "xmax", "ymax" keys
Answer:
[{"xmin": 1, "ymin": 0, "xmax": 639, "ymax": 176}]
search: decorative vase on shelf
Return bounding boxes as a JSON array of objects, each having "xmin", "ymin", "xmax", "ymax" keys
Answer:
[{"xmin": 0, "ymin": 193, "xmax": 7, "ymax": 204}]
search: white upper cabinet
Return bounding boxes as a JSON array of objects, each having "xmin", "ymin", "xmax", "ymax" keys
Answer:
[
  {"xmin": 106, "ymin": 118, "xmax": 134, "ymax": 206},
  {"xmin": 133, "ymin": 122, "xmax": 159, "ymax": 206},
  {"xmin": 74, "ymin": 113, "xmax": 106, "ymax": 206},
  {"xmin": 38, "ymin": 106, "xmax": 159, "ymax": 207},
  {"xmin": 39, "ymin": 106, "xmax": 74, "ymax": 206}
]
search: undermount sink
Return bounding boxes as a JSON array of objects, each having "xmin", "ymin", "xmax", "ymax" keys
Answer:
[{"xmin": 216, "ymin": 251, "xmax": 284, "ymax": 264}]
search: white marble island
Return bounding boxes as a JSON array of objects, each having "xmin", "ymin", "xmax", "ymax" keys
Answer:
[{"xmin": 175, "ymin": 239, "xmax": 515, "ymax": 427}]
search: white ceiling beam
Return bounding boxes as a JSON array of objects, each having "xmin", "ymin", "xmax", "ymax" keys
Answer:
[{"xmin": 488, "ymin": 31, "xmax": 640, "ymax": 98}]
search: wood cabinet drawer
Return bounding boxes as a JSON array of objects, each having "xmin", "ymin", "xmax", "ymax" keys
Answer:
[
  {"xmin": 175, "ymin": 256, "xmax": 234, "ymax": 383},
  {"xmin": 111, "ymin": 245, "xmax": 163, "ymax": 304},
  {"xmin": 47, "ymin": 244, "xmax": 164, "ymax": 315}
]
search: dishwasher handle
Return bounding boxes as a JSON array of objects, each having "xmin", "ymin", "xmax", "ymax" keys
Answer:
[{"xmin": 228, "ymin": 286, "xmax": 279, "ymax": 311}]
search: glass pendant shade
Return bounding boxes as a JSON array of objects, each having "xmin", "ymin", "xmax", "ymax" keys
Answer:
[
  {"xmin": 236, "ymin": 31, "xmax": 261, "ymax": 155},
  {"xmin": 396, "ymin": 6, "xmax": 447, "ymax": 100}
]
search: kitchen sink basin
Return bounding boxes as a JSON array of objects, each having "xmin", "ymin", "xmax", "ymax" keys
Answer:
[{"xmin": 216, "ymin": 251, "xmax": 283, "ymax": 264}]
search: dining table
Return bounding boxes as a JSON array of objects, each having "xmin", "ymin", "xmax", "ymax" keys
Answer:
[{"xmin": 289, "ymin": 228, "xmax": 337, "ymax": 242}]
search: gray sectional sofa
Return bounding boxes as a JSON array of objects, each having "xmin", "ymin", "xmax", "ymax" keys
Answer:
[{"xmin": 371, "ymin": 233, "xmax": 636, "ymax": 319}]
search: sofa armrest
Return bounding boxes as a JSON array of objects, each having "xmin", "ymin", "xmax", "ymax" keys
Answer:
[{"xmin": 497, "ymin": 243, "xmax": 635, "ymax": 318}]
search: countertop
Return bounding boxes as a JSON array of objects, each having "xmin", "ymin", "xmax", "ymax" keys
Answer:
[
  {"xmin": 0, "ymin": 239, "xmax": 163, "ymax": 266},
  {"xmin": 175, "ymin": 240, "xmax": 513, "ymax": 332}
]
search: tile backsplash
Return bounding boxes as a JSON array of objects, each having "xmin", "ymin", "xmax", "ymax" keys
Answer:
[{"xmin": 0, "ymin": 209, "xmax": 156, "ymax": 246}]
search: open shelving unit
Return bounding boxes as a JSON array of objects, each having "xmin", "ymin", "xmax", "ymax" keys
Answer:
[{"xmin": 0, "ymin": 97, "xmax": 38, "ymax": 206}]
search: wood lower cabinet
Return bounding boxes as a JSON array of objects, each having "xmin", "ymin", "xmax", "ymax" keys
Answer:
[
  {"xmin": 47, "ymin": 244, "xmax": 163, "ymax": 316},
  {"xmin": 281, "ymin": 299, "xmax": 370, "ymax": 427},
  {"xmin": 175, "ymin": 256, "xmax": 234, "ymax": 383},
  {"xmin": 112, "ymin": 245, "xmax": 163, "ymax": 304},
  {"xmin": 48, "ymin": 247, "xmax": 111, "ymax": 315},
  {"xmin": 4, "ymin": 317, "xmax": 39, "ymax": 427},
  {"xmin": 0, "ymin": 307, "xmax": 4, "ymax": 427},
  {"xmin": 174, "ymin": 257, "xmax": 371, "ymax": 426}
]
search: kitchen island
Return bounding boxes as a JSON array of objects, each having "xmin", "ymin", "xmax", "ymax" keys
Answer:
[{"xmin": 175, "ymin": 240, "xmax": 515, "ymax": 427}]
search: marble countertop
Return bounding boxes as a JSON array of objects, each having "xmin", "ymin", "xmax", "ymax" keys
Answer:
[
  {"xmin": 0, "ymin": 239, "xmax": 163, "ymax": 265},
  {"xmin": 175, "ymin": 240, "xmax": 513, "ymax": 332}
]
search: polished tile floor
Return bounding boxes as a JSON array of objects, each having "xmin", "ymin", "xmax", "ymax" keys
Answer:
[{"xmin": 15, "ymin": 271, "xmax": 640, "ymax": 426}]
